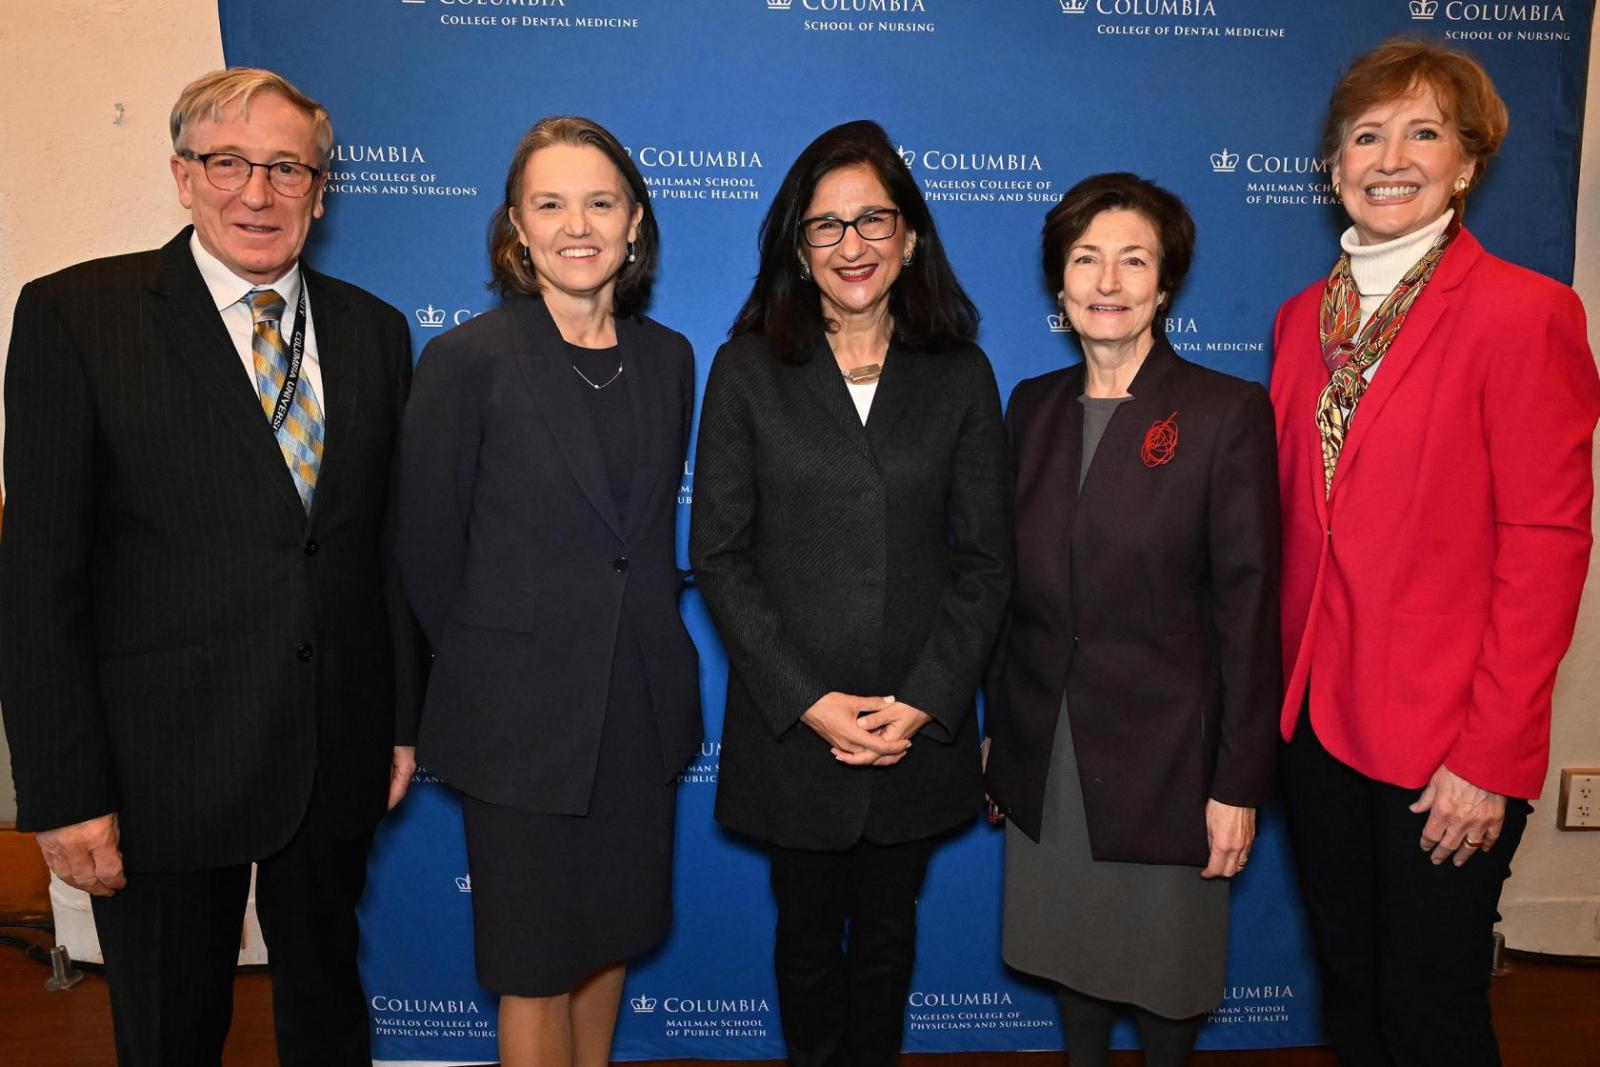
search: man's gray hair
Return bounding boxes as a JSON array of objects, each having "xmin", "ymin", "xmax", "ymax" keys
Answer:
[{"xmin": 170, "ymin": 67, "xmax": 333, "ymax": 168}]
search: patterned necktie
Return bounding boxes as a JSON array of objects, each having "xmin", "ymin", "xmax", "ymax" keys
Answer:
[{"xmin": 247, "ymin": 288, "xmax": 324, "ymax": 512}]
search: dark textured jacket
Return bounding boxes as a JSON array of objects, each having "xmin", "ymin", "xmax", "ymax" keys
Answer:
[
  {"xmin": 691, "ymin": 334, "xmax": 1012, "ymax": 850},
  {"xmin": 985, "ymin": 339, "xmax": 1281, "ymax": 866}
]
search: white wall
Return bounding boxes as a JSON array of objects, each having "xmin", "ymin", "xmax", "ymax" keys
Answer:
[
  {"xmin": 1496, "ymin": 13, "xmax": 1600, "ymax": 957},
  {"xmin": 0, "ymin": 0, "xmax": 1596, "ymax": 958}
]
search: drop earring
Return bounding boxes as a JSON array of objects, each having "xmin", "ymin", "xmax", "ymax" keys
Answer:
[
  {"xmin": 799, "ymin": 261, "xmax": 812, "ymax": 281},
  {"xmin": 626, "ymin": 240, "xmax": 637, "ymax": 264},
  {"xmin": 902, "ymin": 250, "xmax": 914, "ymax": 267}
]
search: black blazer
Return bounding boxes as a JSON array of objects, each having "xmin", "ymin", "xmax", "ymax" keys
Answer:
[
  {"xmin": 690, "ymin": 334, "xmax": 1013, "ymax": 850},
  {"xmin": 984, "ymin": 339, "xmax": 1280, "ymax": 866},
  {"xmin": 394, "ymin": 295, "xmax": 701, "ymax": 813},
  {"xmin": 0, "ymin": 229, "xmax": 422, "ymax": 871}
]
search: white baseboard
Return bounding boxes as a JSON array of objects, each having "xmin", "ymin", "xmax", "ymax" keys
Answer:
[{"xmin": 1498, "ymin": 896, "xmax": 1600, "ymax": 957}]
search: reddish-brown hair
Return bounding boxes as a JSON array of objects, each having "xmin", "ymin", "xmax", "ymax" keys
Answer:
[{"xmin": 1321, "ymin": 37, "xmax": 1508, "ymax": 192}]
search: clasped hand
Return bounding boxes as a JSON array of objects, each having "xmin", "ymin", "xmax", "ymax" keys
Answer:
[{"xmin": 801, "ymin": 692, "xmax": 932, "ymax": 767}]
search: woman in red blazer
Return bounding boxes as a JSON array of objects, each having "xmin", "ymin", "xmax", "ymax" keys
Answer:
[{"xmin": 1271, "ymin": 39, "xmax": 1599, "ymax": 1066}]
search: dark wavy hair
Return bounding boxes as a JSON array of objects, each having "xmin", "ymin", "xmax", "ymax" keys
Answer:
[
  {"xmin": 729, "ymin": 119, "xmax": 978, "ymax": 361},
  {"xmin": 487, "ymin": 115, "xmax": 658, "ymax": 318},
  {"xmin": 1042, "ymin": 172, "xmax": 1195, "ymax": 336}
]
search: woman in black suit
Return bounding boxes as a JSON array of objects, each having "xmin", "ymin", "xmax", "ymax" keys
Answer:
[
  {"xmin": 983, "ymin": 174, "xmax": 1280, "ymax": 1067},
  {"xmin": 691, "ymin": 119, "xmax": 1012, "ymax": 1067},
  {"xmin": 394, "ymin": 116, "xmax": 700, "ymax": 1067}
]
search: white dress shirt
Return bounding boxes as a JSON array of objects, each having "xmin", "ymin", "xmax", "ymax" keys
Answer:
[{"xmin": 189, "ymin": 232, "xmax": 326, "ymax": 415}]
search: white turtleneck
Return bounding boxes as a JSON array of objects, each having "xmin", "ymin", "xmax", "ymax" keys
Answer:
[
  {"xmin": 1333, "ymin": 210, "xmax": 1453, "ymax": 408},
  {"xmin": 1341, "ymin": 209, "xmax": 1453, "ymax": 328}
]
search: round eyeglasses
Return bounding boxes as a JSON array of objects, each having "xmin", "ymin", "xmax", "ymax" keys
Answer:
[
  {"xmin": 801, "ymin": 209, "xmax": 901, "ymax": 248},
  {"xmin": 182, "ymin": 151, "xmax": 321, "ymax": 197}
]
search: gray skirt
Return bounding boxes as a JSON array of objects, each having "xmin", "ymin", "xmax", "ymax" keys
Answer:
[{"xmin": 1002, "ymin": 696, "xmax": 1229, "ymax": 1019}]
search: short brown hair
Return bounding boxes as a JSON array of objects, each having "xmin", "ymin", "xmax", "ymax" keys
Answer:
[
  {"xmin": 487, "ymin": 116, "xmax": 658, "ymax": 318},
  {"xmin": 1321, "ymin": 37, "xmax": 1508, "ymax": 192},
  {"xmin": 170, "ymin": 68, "xmax": 333, "ymax": 168},
  {"xmin": 1041, "ymin": 172, "xmax": 1195, "ymax": 329}
]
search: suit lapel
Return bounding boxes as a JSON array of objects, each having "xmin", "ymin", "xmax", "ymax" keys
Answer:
[
  {"xmin": 149, "ymin": 230, "xmax": 304, "ymax": 514},
  {"xmin": 302, "ymin": 267, "xmax": 361, "ymax": 528},
  {"xmin": 506, "ymin": 296, "xmax": 625, "ymax": 539},
  {"xmin": 1328, "ymin": 230, "xmax": 1481, "ymax": 501},
  {"xmin": 1075, "ymin": 338, "xmax": 1179, "ymax": 517},
  {"xmin": 801, "ymin": 341, "xmax": 872, "ymax": 459},
  {"xmin": 617, "ymin": 315, "xmax": 662, "ymax": 540},
  {"xmin": 863, "ymin": 344, "xmax": 914, "ymax": 458}
]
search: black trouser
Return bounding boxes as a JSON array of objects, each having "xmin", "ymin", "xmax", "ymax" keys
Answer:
[
  {"xmin": 90, "ymin": 796, "xmax": 374, "ymax": 1067},
  {"xmin": 1054, "ymin": 985, "xmax": 1203, "ymax": 1067},
  {"xmin": 1279, "ymin": 716, "xmax": 1529, "ymax": 1067},
  {"xmin": 768, "ymin": 836, "xmax": 937, "ymax": 1067}
]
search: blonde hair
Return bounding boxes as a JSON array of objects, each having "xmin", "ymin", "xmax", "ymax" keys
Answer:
[{"xmin": 170, "ymin": 68, "xmax": 334, "ymax": 168}]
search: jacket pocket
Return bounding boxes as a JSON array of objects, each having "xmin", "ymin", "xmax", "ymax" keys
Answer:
[{"xmin": 98, "ymin": 644, "xmax": 205, "ymax": 698}]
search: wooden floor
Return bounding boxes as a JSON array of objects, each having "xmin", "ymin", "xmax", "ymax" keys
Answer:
[{"xmin": 2, "ymin": 924, "xmax": 1598, "ymax": 1066}]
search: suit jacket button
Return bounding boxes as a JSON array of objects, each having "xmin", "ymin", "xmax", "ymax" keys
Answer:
[
  {"xmin": 303, "ymin": 539, "xmax": 319, "ymax": 556},
  {"xmin": 1072, "ymin": 635, "xmax": 1080, "ymax": 645},
  {"xmin": 612, "ymin": 556, "xmax": 629, "ymax": 573},
  {"xmin": 296, "ymin": 644, "xmax": 314, "ymax": 661}
]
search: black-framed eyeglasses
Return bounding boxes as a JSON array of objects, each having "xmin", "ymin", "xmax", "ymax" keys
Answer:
[
  {"xmin": 800, "ymin": 209, "xmax": 901, "ymax": 248},
  {"xmin": 180, "ymin": 151, "xmax": 321, "ymax": 197}
]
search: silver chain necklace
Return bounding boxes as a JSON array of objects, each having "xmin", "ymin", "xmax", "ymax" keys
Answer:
[{"xmin": 571, "ymin": 359, "xmax": 624, "ymax": 390}]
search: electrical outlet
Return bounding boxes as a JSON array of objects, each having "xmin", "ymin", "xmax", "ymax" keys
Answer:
[{"xmin": 1557, "ymin": 769, "xmax": 1600, "ymax": 830}]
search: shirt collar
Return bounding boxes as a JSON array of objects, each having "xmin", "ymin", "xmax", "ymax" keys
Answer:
[{"xmin": 189, "ymin": 231, "xmax": 303, "ymax": 313}]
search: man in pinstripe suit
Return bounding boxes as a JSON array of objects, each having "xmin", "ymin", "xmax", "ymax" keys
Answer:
[{"xmin": 0, "ymin": 69, "xmax": 421, "ymax": 1066}]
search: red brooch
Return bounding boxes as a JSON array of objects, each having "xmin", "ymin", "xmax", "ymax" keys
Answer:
[{"xmin": 1141, "ymin": 411, "xmax": 1179, "ymax": 468}]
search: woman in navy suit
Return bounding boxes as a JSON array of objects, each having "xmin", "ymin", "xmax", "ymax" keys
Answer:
[{"xmin": 395, "ymin": 116, "xmax": 701, "ymax": 1067}]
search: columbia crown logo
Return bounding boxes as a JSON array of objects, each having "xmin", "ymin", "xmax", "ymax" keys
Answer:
[
  {"xmin": 454, "ymin": 875, "xmax": 472, "ymax": 892},
  {"xmin": 1408, "ymin": 0, "xmax": 1438, "ymax": 18},
  {"xmin": 415, "ymin": 305, "xmax": 447, "ymax": 328},
  {"xmin": 630, "ymin": 995, "xmax": 658, "ymax": 1013},
  {"xmin": 1047, "ymin": 312, "xmax": 1071, "ymax": 333},
  {"xmin": 1059, "ymin": 0, "xmax": 1090, "ymax": 11},
  {"xmin": 767, "ymin": 0, "xmax": 792, "ymax": 9},
  {"xmin": 1210, "ymin": 148, "xmax": 1239, "ymax": 173}
]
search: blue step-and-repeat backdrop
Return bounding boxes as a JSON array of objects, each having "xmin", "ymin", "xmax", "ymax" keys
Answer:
[{"xmin": 219, "ymin": 1, "xmax": 1594, "ymax": 1061}]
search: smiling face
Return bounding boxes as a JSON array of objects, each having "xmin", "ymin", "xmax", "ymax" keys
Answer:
[
  {"xmin": 509, "ymin": 143, "xmax": 643, "ymax": 310},
  {"xmin": 170, "ymin": 91, "xmax": 326, "ymax": 285},
  {"xmin": 1060, "ymin": 208, "xmax": 1165, "ymax": 350},
  {"xmin": 1334, "ymin": 83, "xmax": 1475, "ymax": 245},
  {"xmin": 801, "ymin": 162, "xmax": 916, "ymax": 328}
]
